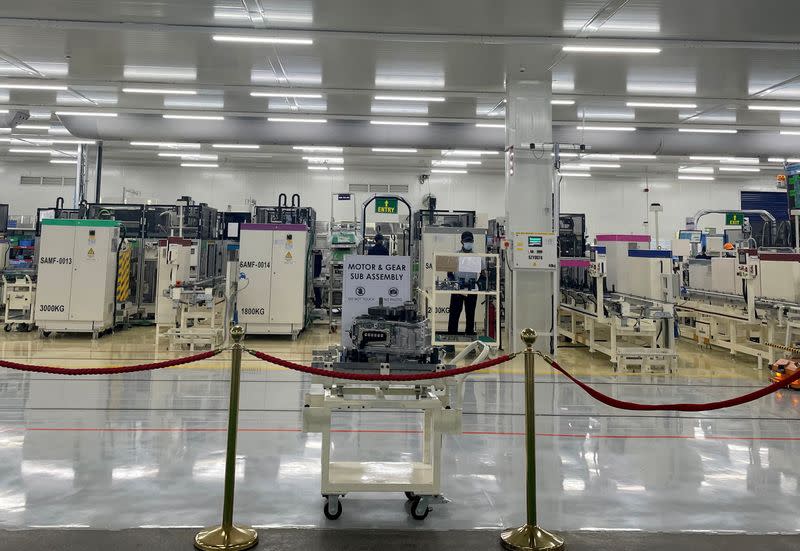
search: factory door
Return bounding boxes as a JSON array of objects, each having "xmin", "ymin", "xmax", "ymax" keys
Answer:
[{"xmin": 269, "ymin": 230, "xmax": 306, "ymax": 325}]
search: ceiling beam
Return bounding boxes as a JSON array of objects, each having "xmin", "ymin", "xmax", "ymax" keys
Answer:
[{"xmin": 2, "ymin": 18, "xmax": 800, "ymax": 51}]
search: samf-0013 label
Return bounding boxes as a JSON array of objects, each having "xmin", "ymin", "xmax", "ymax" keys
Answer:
[{"xmin": 40, "ymin": 257, "xmax": 73, "ymax": 265}]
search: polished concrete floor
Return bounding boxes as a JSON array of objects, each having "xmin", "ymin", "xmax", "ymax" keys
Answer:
[
  {"xmin": 3, "ymin": 528, "xmax": 799, "ymax": 551},
  {"xmin": 1, "ymin": 326, "xmax": 799, "ymax": 535}
]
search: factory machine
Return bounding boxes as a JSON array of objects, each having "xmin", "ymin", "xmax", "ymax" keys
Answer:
[
  {"xmin": 236, "ymin": 199, "xmax": 315, "ymax": 338},
  {"xmin": 35, "ymin": 219, "xmax": 121, "ymax": 338},
  {"xmin": 558, "ymin": 226, "xmax": 678, "ymax": 372},
  {"xmin": 1, "ymin": 203, "xmax": 37, "ymax": 332},
  {"xmin": 305, "ymin": 299, "xmax": 489, "ymax": 520},
  {"xmin": 675, "ymin": 204, "xmax": 800, "ymax": 368}
]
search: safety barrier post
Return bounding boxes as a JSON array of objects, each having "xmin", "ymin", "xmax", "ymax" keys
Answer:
[
  {"xmin": 195, "ymin": 326, "xmax": 258, "ymax": 551},
  {"xmin": 500, "ymin": 329, "xmax": 564, "ymax": 551}
]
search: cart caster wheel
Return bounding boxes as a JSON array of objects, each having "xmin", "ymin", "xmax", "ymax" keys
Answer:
[
  {"xmin": 410, "ymin": 496, "xmax": 430, "ymax": 520},
  {"xmin": 404, "ymin": 492, "xmax": 416, "ymax": 501},
  {"xmin": 323, "ymin": 498, "xmax": 342, "ymax": 520},
  {"xmin": 19, "ymin": 323, "xmax": 28, "ymax": 332},
  {"xmin": 3, "ymin": 324, "xmax": 11, "ymax": 332},
  {"xmin": 41, "ymin": 331, "xmax": 51, "ymax": 338}
]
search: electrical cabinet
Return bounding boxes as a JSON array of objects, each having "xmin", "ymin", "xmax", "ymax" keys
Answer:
[
  {"xmin": 237, "ymin": 223, "xmax": 309, "ymax": 337},
  {"xmin": 35, "ymin": 219, "xmax": 120, "ymax": 336}
]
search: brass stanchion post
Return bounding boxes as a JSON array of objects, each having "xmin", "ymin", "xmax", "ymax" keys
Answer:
[
  {"xmin": 195, "ymin": 326, "xmax": 258, "ymax": 551},
  {"xmin": 500, "ymin": 328, "xmax": 565, "ymax": 551}
]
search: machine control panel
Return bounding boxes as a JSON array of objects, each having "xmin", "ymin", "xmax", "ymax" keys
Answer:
[
  {"xmin": 512, "ymin": 232, "xmax": 557, "ymax": 270},
  {"xmin": 736, "ymin": 263, "xmax": 758, "ymax": 280},
  {"xmin": 588, "ymin": 260, "xmax": 606, "ymax": 278}
]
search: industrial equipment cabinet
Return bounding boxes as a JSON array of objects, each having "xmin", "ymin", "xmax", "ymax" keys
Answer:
[
  {"xmin": 35, "ymin": 219, "xmax": 120, "ymax": 338},
  {"xmin": 237, "ymin": 223, "xmax": 310, "ymax": 338}
]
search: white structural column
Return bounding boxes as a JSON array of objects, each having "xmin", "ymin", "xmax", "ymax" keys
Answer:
[{"xmin": 505, "ymin": 80, "xmax": 558, "ymax": 354}]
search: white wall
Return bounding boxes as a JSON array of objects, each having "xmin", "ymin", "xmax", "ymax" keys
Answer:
[{"xmin": 0, "ymin": 161, "xmax": 783, "ymax": 241}]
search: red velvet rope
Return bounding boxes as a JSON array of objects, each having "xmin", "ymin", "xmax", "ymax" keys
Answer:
[
  {"xmin": 246, "ymin": 349, "xmax": 516, "ymax": 381},
  {"xmin": 0, "ymin": 349, "xmax": 222, "ymax": 376},
  {"xmin": 543, "ymin": 355, "xmax": 800, "ymax": 411}
]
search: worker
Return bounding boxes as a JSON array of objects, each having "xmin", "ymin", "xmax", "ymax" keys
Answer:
[
  {"xmin": 368, "ymin": 233, "xmax": 390, "ymax": 256},
  {"xmin": 447, "ymin": 231, "xmax": 483, "ymax": 336}
]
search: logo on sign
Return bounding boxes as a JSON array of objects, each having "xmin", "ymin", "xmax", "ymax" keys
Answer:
[
  {"xmin": 388, "ymin": 287, "xmax": 399, "ymax": 297},
  {"xmin": 355, "ymin": 286, "xmax": 366, "ymax": 296}
]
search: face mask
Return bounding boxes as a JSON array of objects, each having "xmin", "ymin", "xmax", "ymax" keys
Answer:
[{"xmin": 462, "ymin": 242, "xmax": 474, "ymax": 252}]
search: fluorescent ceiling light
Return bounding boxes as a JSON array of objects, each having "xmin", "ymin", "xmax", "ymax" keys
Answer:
[
  {"xmin": 55, "ymin": 111, "xmax": 117, "ymax": 117},
  {"xmin": 9, "ymin": 148, "xmax": 56, "ymax": 154},
  {"xmin": 130, "ymin": 141, "xmax": 201, "ymax": 149},
  {"xmin": 163, "ymin": 114, "xmax": 224, "ymax": 120},
  {"xmin": 586, "ymin": 153, "xmax": 657, "ymax": 160},
  {"xmin": 308, "ymin": 166, "xmax": 328, "ymax": 171},
  {"xmin": 678, "ymin": 175, "xmax": 715, "ymax": 181},
  {"xmin": 766, "ymin": 157, "xmax": 800, "ymax": 163},
  {"xmin": 123, "ymin": 88, "xmax": 197, "ymax": 95},
  {"xmin": 50, "ymin": 159, "xmax": 77, "ymax": 164},
  {"xmin": 372, "ymin": 148, "xmax": 418, "ymax": 153},
  {"xmin": 432, "ymin": 160, "xmax": 481, "ymax": 167},
  {"xmin": 442, "ymin": 149, "xmax": 500, "ymax": 156},
  {"xmin": 431, "ymin": 169, "xmax": 468, "ymax": 174},
  {"xmin": 551, "ymin": 152, "xmax": 580, "ymax": 158},
  {"xmin": 562, "ymin": 163, "xmax": 622, "ymax": 169},
  {"xmin": 251, "ymin": 91, "xmax": 322, "ymax": 98},
  {"xmin": 627, "ymin": 101, "xmax": 697, "ymax": 109},
  {"xmin": 576, "ymin": 125, "xmax": 636, "ymax": 132},
  {"xmin": 563, "ymin": 46, "xmax": 661, "ymax": 54},
  {"xmin": 476, "ymin": 123, "xmax": 504, "ymax": 129},
  {"xmin": 679, "ymin": 166, "xmax": 715, "ymax": 174},
  {"xmin": 0, "ymin": 109, "xmax": 7, "ymax": 114},
  {"xmin": 158, "ymin": 153, "xmax": 218, "ymax": 160},
  {"xmin": 181, "ymin": 162, "xmax": 219, "ymax": 168},
  {"xmin": 269, "ymin": 117, "xmax": 327, "ymax": 123},
  {"xmin": 213, "ymin": 35, "xmax": 313, "ymax": 45},
  {"xmin": 329, "ymin": 167, "xmax": 344, "ymax": 171},
  {"xmin": 6, "ymin": 138, "xmax": 93, "ymax": 145},
  {"xmin": 0, "ymin": 83, "xmax": 68, "ymax": 90},
  {"xmin": 559, "ymin": 172, "xmax": 592, "ymax": 178},
  {"xmin": 551, "ymin": 99, "xmax": 576, "ymax": 105},
  {"xmin": 212, "ymin": 144, "xmax": 260, "ymax": 149},
  {"xmin": 689, "ymin": 156, "xmax": 759, "ymax": 164},
  {"xmin": 719, "ymin": 166, "xmax": 761, "ymax": 173},
  {"xmin": 292, "ymin": 146, "xmax": 342, "ymax": 152},
  {"xmin": 303, "ymin": 156, "xmax": 344, "ymax": 164},
  {"xmin": 373, "ymin": 95, "xmax": 445, "ymax": 102},
  {"xmin": 370, "ymin": 120, "xmax": 429, "ymax": 126},
  {"xmin": 780, "ymin": 130, "xmax": 800, "ymax": 135},
  {"xmin": 679, "ymin": 128, "xmax": 737, "ymax": 134},
  {"xmin": 15, "ymin": 124, "xmax": 51, "ymax": 130},
  {"xmin": 749, "ymin": 104, "xmax": 800, "ymax": 112}
]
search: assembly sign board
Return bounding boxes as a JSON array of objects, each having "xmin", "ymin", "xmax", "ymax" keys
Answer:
[{"xmin": 341, "ymin": 255, "xmax": 411, "ymax": 345}]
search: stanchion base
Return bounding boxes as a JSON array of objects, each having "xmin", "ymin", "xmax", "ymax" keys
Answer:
[
  {"xmin": 194, "ymin": 524, "xmax": 258, "ymax": 551},
  {"xmin": 500, "ymin": 524, "xmax": 565, "ymax": 551}
]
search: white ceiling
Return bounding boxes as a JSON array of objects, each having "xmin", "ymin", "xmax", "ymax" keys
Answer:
[{"xmin": 0, "ymin": 0, "xmax": 799, "ymax": 177}]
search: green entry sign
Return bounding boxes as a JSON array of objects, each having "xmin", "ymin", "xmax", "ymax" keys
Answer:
[
  {"xmin": 725, "ymin": 212, "xmax": 743, "ymax": 226},
  {"xmin": 375, "ymin": 197, "xmax": 398, "ymax": 214}
]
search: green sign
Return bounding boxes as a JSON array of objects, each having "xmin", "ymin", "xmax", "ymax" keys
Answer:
[
  {"xmin": 725, "ymin": 212, "xmax": 744, "ymax": 226},
  {"xmin": 375, "ymin": 197, "xmax": 398, "ymax": 214}
]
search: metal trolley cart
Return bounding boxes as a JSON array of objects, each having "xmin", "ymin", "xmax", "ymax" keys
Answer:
[
  {"xmin": 3, "ymin": 273, "xmax": 36, "ymax": 332},
  {"xmin": 304, "ymin": 300, "xmax": 491, "ymax": 520}
]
